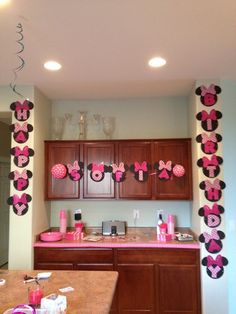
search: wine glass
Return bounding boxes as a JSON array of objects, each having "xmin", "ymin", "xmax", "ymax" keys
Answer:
[
  {"xmin": 78, "ymin": 111, "xmax": 87, "ymax": 139},
  {"xmin": 102, "ymin": 116, "xmax": 115, "ymax": 139}
]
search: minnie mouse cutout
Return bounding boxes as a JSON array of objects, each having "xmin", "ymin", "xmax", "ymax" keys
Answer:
[
  {"xmin": 9, "ymin": 122, "xmax": 33, "ymax": 143},
  {"xmin": 129, "ymin": 161, "xmax": 151, "ymax": 182},
  {"xmin": 196, "ymin": 132, "xmax": 222, "ymax": 155},
  {"xmin": 10, "ymin": 100, "xmax": 34, "ymax": 121},
  {"xmin": 154, "ymin": 160, "xmax": 172, "ymax": 180},
  {"xmin": 8, "ymin": 169, "xmax": 33, "ymax": 191},
  {"xmin": 198, "ymin": 203, "xmax": 224, "ymax": 228},
  {"xmin": 197, "ymin": 155, "xmax": 223, "ymax": 178},
  {"xmin": 67, "ymin": 161, "xmax": 84, "ymax": 181},
  {"xmin": 87, "ymin": 163, "xmax": 110, "ymax": 182},
  {"xmin": 7, "ymin": 193, "xmax": 32, "ymax": 216},
  {"xmin": 199, "ymin": 178, "xmax": 226, "ymax": 202},
  {"xmin": 202, "ymin": 255, "xmax": 228, "ymax": 279},
  {"xmin": 195, "ymin": 84, "xmax": 221, "ymax": 107},
  {"xmin": 10, "ymin": 146, "xmax": 35, "ymax": 168},
  {"xmin": 109, "ymin": 162, "xmax": 129, "ymax": 182},
  {"xmin": 199, "ymin": 229, "xmax": 225, "ymax": 254},
  {"xmin": 196, "ymin": 109, "xmax": 222, "ymax": 132}
]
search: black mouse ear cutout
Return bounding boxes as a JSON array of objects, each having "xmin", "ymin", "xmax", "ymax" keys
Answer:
[
  {"xmin": 87, "ymin": 163, "xmax": 93, "ymax": 170},
  {"xmin": 26, "ymin": 194, "xmax": 32, "ymax": 202},
  {"xmin": 28, "ymin": 101, "xmax": 34, "ymax": 110},
  {"xmin": 198, "ymin": 207, "xmax": 204, "ymax": 216},
  {"xmin": 214, "ymin": 85, "xmax": 222, "ymax": 94},
  {"xmin": 27, "ymin": 123, "xmax": 34, "ymax": 132},
  {"xmin": 154, "ymin": 162, "xmax": 159, "ymax": 170},
  {"xmin": 217, "ymin": 156, "xmax": 223, "ymax": 165},
  {"xmin": 28, "ymin": 148, "xmax": 35, "ymax": 156},
  {"xmin": 27, "ymin": 170, "xmax": 33, "ymax": 178},
  {"xmin": 218, "ymin": 231, "xmax": 225, "ymax": 240},
  {"xmin": 198, "ymin": 234, "xmax": 205, "ymax": 243},
  {"xmin": 220, "ymin": 180, "xmax": 226, "ymax": 189},
  {"xmin": 216, "ymin": 133, "xmax": 222, "ymax": 142},
  {"xmin": 129, "ymin": 164, "xmax": 135, "ymax": 172},
  {"xmin": 197, "ymin": 158, "xmax": 203, "ymax": 167},
  {"xmin": 10, "ymin": 102, "xmax": 17, "ymax": 110},
  {"xmin": 8, "ymin": 171, "xmax": 15, "ymax": 180},
  {"xmin": 195, "ymin": 86, "xmax": 202, "ymax": 96},
  {"xmin": 196, "ymin": 134, "xmax": 202, "ymax": 143},
  {"xmin": 201, "ymin": 256, "xmax": 208, "ymax": 266},
  {"xmin": 9, "ymin": 124, "xmax": 15, "ymax": 132},
  {"xmin": 124, "ymin": 164, "xmax": 129, "ymax": 171},
  {"xmin": 196, "ymin": 112, "xmax": 202, "ymax": 120},
  {"xmin": 216, "ymin": 110, "xmax": 223, "ymax": 119},
  {"xmin": 199, "ymin": 181, "xmax": 206, "ymax": 190},
  {"xmin": 7, "ymin": 196, "xmax": 13, "ymax": 205},
  {"xmin": 104, "ymin": 165, "xmax": 110, "ymax": 173},
  {"xmin": 222, "ymin": 256, "xmax": 228, "ymax": 266}
]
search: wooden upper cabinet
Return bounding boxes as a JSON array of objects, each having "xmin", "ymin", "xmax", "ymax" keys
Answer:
[
  {"xmin": 45, "ymin": 141, "xmax": 80, "ymax": 199},
  {"xmin": 152, "ymin": 139, "xmax": 193, "ymax": 200},
  {"xmin": 118, "ymin": 141, "xmax": 152, "ymax": 199},
  {"xmin": 83, "ymin": 142, "xmax": 115, "ymax": 199}
]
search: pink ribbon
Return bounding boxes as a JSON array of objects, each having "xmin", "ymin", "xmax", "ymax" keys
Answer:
[
  {"xmin": 14, "ymin": 169, "xmax": 28, "ymax": 180},
  {"xmin": 67, "ymin": 161, "xmax": 80, "ymax": 173},
  {"xmin": 201, "ymin": 109, "xmax": 217, "ymax": 121},
  {"xmin": 92, "ymin": 163, "xmax": 104, "ymax": 172},
  {"xmin": 202, "ymin": 155, "xmax": 219, "ymax": 168},
  {"xmin": 203, "ymin": 229, "xmax": 220, "ymax": 243},
  {"xmin": 203, "ymin": 204, "xmax": 220, "ymax": 216},
  {"xmin": 112, "ymin": 162, "xmax": 125, "ymax": 173},
  {"xmin": 14, "ymin": 122, "xmax": 28, "ymax": 133},
  {"xmin": 201, "ymin": 132, "xmax": 217, "ymax": 144},
  {"xmin": 14, "ymin": 146, "xmax": 30, "ymax": 157},
  {"xmin": 13, "ymin": 193, "xmax": 28, "ymax": 205},
  {"xmin": 15, "ymin": 100, "xmax": 30, "ymax": 111},
  {"xmin": 205, "ymin": 179, "xmax": 221, "ymax": 191},
  {"xmin": 200, "ymin": 84, "xmax": 216, "ymax": 96},
  {"xmin": 207, "ymin": 255, "xmax": 223, "ymax": 268},
  {"xmin": 134, "ymin": 161, "xmax": 147, "ymax": 172},
  {"xmin": 159, "ymin": 160, "xmax": 172, "ymax": 171}
]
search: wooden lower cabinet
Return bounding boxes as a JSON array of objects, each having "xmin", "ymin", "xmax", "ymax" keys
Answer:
[{"xmin": 34, "ymin": 247, "xmax": 201, "ymax": 314}]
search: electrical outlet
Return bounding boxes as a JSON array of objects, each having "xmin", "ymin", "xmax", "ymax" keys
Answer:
[
  {"xmin": 133, "ymin": 209, "xmax": 140, "ymax": 219},
  {"xmin": 75, "ymin": 209, "xmax": 82, "ymax": 214},
  {"xmin": 156, "ymin": 209, "xmax": 163, "ymax": 220}
]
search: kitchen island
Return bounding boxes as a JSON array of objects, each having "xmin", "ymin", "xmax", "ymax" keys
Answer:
[
  {"xmin": 34, "ymin": 227, "xmax": 201, "ymax": 314},
  {"xmin": 0, "ymin": 270, "xmax": 118, "ymax": 314}
]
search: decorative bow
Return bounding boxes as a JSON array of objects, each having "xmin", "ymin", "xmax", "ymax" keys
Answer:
[
  {"xmin": 200, "ymin": 84, "xmax": 216, "ymax": 96},
  {"xmin": 14, "ymin": 122, "xmax": 28, "ymax": 133},
  {"xmin": 67, "ymin": 161, "xmax": 80, "ymax": 173},
  {"xmin": 201, "ymin": 132, "xmax": 217, "ymax": 144},
  {"xmin": 158, "ymin": 160, "xmax": 172, "ymax": 171},
  {"xmin": 203, "ymin": 229, "xmax": 220, "ymax": 244},
  {"xmin": 202, "ymin": 155, "xmax": 219, "ymax": 168},
  {"xmin": 14, "ymin": 169, "xmax": 28, "ymax": 180},
  {"xmin": 14, "ymin": 146, "xmax": 30, "ymax": 156},
  {"xmin": 13, "ymin": 193, "xmax": 28, "ymax": 205},
  {"xmin": 205, "ymin": 179, "xmax": 221, "ymax": 191},
  {"xmin": 112, "ymin": 162, "xmax": 125, "ymax": 173},
  {"xmin": 201, "ymin": 109, "xmax": 217, "ymax": 121},
  {"xmin": 207, "ymin": 255, "xmax": 223, "ymax": 268},
  {"xmin": 134, "ymin": 161, "xmax": 147, "ymax": 172},
  {"xmin": 15, "ymin": 100, "xmax": 30, "ymax": 111},
  {"xmin": 203, "ymin": 204, "xmax": 220, "ymax": 216},
  {"xmin": 92, "ymin": 163, "xmax": 104, "ymax": 172}
]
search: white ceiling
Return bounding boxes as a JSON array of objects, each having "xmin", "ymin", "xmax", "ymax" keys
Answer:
[{"xmin": 0, "ymin": 0, "xmax": 236, "ymax": 100}]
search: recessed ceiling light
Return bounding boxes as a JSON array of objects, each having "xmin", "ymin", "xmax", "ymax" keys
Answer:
[
  {"xmin": 0, "ymin": 0, "xmax": 11, "ymax": 6},
  {"xmin": 44, "ymin": 61, "xmax": 62, "ymax": 71},
  {"xmin": 148, "ymin": 57, "xmax": 166, "ymax": 68}
]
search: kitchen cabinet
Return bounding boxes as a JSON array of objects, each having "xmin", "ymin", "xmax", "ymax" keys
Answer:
[
  {"xmin": 34, "ymin": 247, "xmax": 201, "ymax": 314},
  {"xmin": 83, "ymin": 141, "xmax": 116, "ymax": 199},
  {"xmin": 152, "ymin": 139, "xmax": 193, "ymax": 200},
  {"xmin": 45, "ymin": 141, "xmax": 80, "ymax": 199},
  {"xmin": 118, "ymin": 141, "xmax": 152, "ymax": 199},
  {"xmin": 45, "ymin": 138, "xmax": 192, "ymax": 200}
]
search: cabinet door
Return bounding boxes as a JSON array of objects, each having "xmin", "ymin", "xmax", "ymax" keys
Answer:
[
  {"xmin": 157, "ymin": 264, "xmax": 201, "ymax": 314},
  {"xmin": 152, "ymin": 139, "xmax": 192, "ymax": 200},
  {"xmin": 118, "ymin": 141, "xmax": 152, "ymax": 199},
  {"xmin": 45, "ymin": 141, "xmax": 80, "ymax": 199},
  {"xmin": 83, "ymin": 142, "xmax": 115, "ymax": 198},
  {"xmin": 117, "ymin": 264, "xmax": 156, "ymax": 314}
]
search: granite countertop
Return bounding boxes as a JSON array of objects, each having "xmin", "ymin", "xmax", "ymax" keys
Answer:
[
  {"xmin": 34, "ymin": 227, "xmax": 200, "ymax": 249},
  {"xmin": 0, "ymin": 270, "xmax": 118, "ymax": 314}
]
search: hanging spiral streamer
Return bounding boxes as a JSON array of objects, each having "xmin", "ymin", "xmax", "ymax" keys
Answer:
[{"xmin": 10, "ymin": 23, "xmax": 26, "ymax": 98}]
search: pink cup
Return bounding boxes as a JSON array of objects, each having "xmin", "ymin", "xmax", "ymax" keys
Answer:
[{"xmin": 75, "ymin": 222, "xmax": 84, "ymax": 233}]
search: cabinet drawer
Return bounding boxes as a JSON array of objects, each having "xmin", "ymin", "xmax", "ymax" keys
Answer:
[
  {"xmin": 34, "ymin": 248, "xmax": 114, "ymax": 264},
  {"xmin": 117, "ymin": 248, "xmax": 200, "ymax": 265}
]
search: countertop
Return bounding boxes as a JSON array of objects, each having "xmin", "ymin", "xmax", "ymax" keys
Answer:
[
  {"xmin": 34, "ymin": 227, "xmax": 200, "ymax": 249},
  {"xmin": 0, "ymin": 270, "xmax": 118, "ymax": 314}
]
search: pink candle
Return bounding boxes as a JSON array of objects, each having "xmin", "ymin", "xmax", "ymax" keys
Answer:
[{"xmin": 28, "ymin": 287, "xmax": 43, "ymax": 306}]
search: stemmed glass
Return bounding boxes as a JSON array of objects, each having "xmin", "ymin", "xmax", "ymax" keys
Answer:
[{"xmin": 51, "ymin": 117, "xmax": 64, "ymax": 140}]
